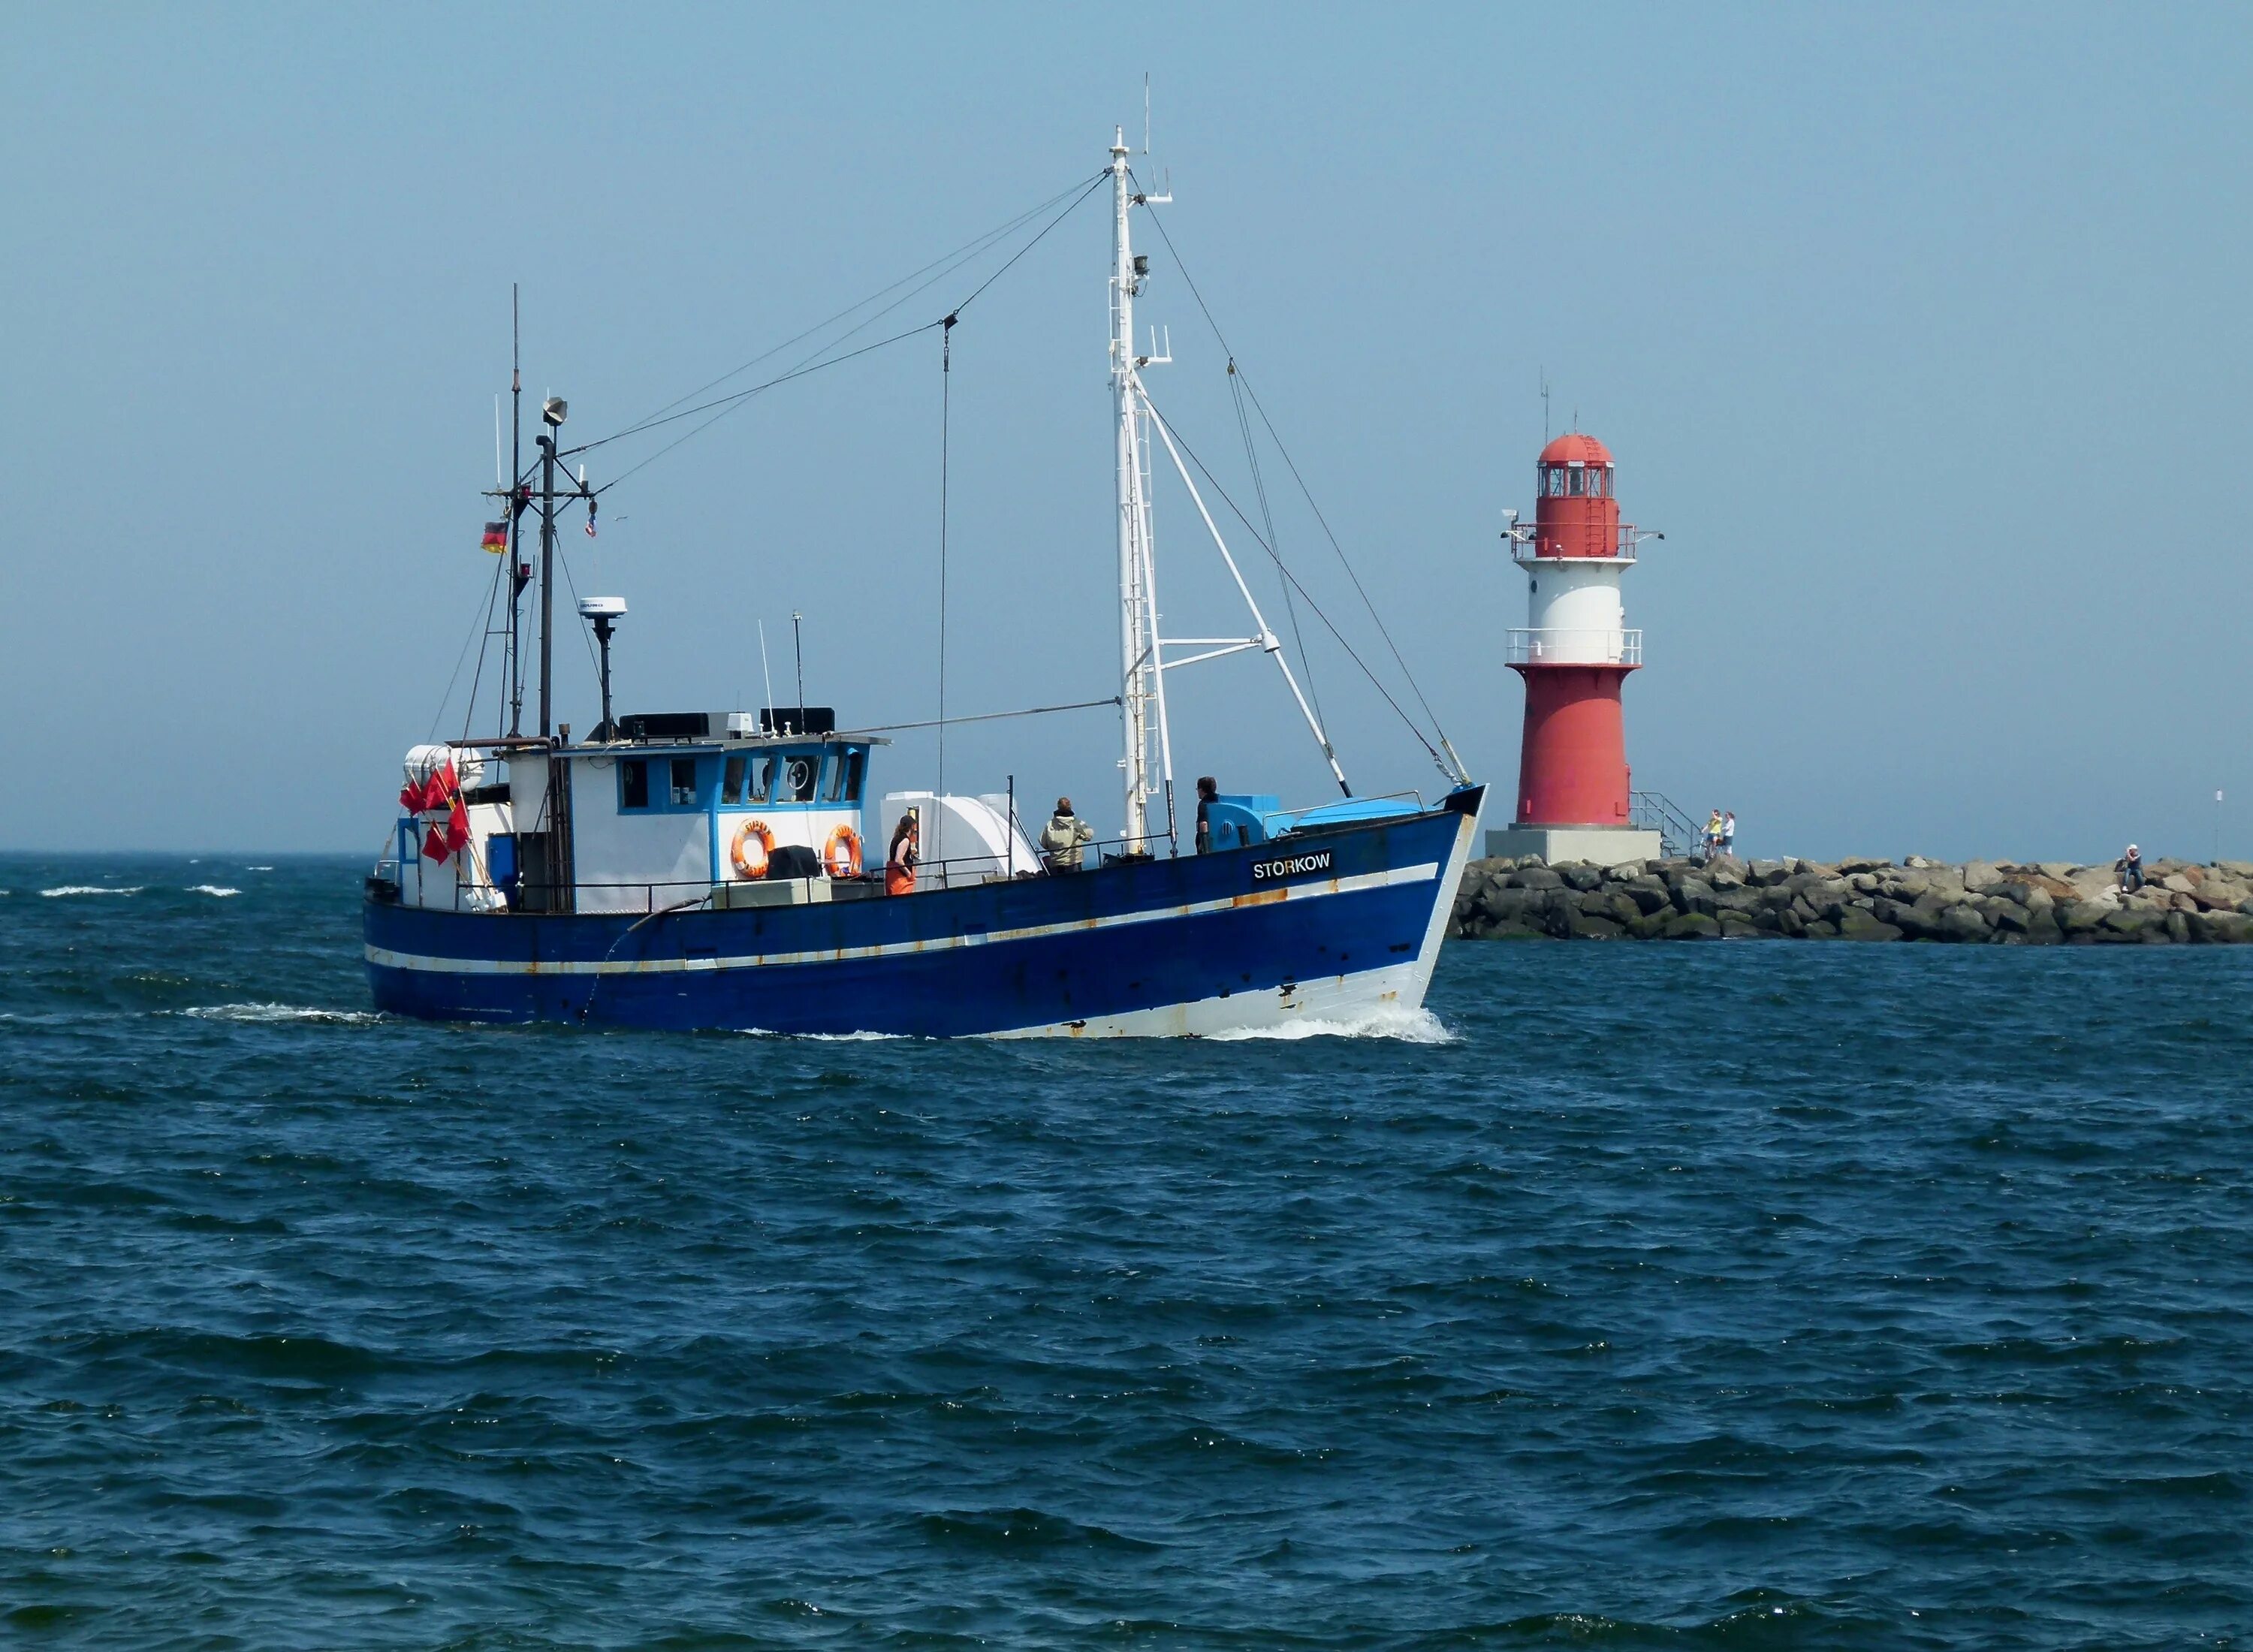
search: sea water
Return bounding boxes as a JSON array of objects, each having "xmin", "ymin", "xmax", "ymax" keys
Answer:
[{"xmin": 2, "ymin": 855, "xmax": 2248, "ymax": 1649}]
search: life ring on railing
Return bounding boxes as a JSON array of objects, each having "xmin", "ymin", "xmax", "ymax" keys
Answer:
[
  {"xmin": 731, "ymin": 819, "xmax": 774, "ymax": 879},
  {"xmin": 825, "ymin": 823, "xmax": 863, "ymax": 879}
]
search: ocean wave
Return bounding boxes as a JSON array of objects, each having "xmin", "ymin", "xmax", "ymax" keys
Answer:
[
  {"xmin": 40, "ymin": 885, "xmax": 145, "ymax": 898},
  {"xmin": 245, "ymin": 865, "xmax": 275, "ymax": 872},
  {"xmin": 176, "ymin": 1002, "xmax": 383, "ymax": 1026},
  {"xmin": 1209, "ymin": 1004, "xmax": 1453, "ymax": 1044},
  {"xmin": 185, "ymin": 885, "xmax": 242, "ymax": 897}
]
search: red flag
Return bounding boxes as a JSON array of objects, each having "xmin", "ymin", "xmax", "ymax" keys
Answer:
[
  {"xmin": 402, "ymin": 759, "xmax": 457, "ymax": 815},
  {"xmin": 422, "ymin": 824, "xmax": 449, "ymax": 863},
  {"xmin": 445, "ymin": 800, "xmax": 471, "ymax": 852}
]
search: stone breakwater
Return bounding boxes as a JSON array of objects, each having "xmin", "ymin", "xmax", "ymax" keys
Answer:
[{"xmin": 1449, "ymin": 854, "xmax": 2253, "ymax": 943}]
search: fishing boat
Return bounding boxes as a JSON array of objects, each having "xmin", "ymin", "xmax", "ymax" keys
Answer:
[{"xmin": 363, "ymin": 130, "xmax": 1485, "ymax": 1036}]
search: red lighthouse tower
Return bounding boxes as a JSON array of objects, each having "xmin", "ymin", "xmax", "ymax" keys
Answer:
[{"xmin": 1488, "ymin": 433, "xmax": 1663, "ymax": 864}]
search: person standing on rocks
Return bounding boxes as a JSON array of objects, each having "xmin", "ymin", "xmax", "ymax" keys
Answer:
[
  {"xmin": 2116, "ymin": 843, "xmax": 2148, "ymax": 893},
  {"xmin": 1703, "ymin": 810, "xmax": 1724, "ymax": 862},
  {"xmin": 1722, "ymin": 810, "xmax": 1737, "ymax": 861}
]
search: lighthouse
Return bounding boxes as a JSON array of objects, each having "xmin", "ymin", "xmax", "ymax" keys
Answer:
[{"xmin": 1487, "ymin": 433, "xmax": 1665, "ymax": 864}]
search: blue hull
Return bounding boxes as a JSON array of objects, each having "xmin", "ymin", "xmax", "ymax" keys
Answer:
[{"xmin": 365, "ymin": 790, "xmax": 1482, "ymax": 1036}]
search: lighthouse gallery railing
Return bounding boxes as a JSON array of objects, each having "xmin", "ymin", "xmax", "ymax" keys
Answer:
[{"xmin": 1504, "ymin": 628, "xmax": 1642, "ymax": 667}]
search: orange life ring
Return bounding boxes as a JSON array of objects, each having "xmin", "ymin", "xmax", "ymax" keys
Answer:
[
  {"xmin": 730, "ymin": 819, "xmax": 774, "ymax": 879},
  {"xmin": 825, "ymin": 824, "xmax": 863, "ymax": 879}
]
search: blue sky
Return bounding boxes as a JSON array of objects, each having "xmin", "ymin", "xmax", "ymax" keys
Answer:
[{"xmin": 5, "ymin": 5, "xmax": 2248, "ymax": 860}]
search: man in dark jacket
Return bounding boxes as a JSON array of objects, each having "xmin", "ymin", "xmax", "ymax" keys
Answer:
[{"xmin": 2116, "ymin": 843, "xmax": 2149, "ymax": 893}]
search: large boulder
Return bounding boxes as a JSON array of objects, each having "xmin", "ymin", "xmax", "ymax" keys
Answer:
[
  {"xmin": 1623, "ymin": 875, "xmax": 1674, "ymax": 915},
  {"xmin": 1560, "ymin": 862, "xmax": 1605, "ymax": 892},
  {"xmin": 1837, "ymin": 856, "xmax": 1893, "ymax": 874},
  {"xmin": 1674, "ymin": 878, "xmax": 1719, "ymax": 918},
  {"xmin": 2101, "ymin": 907, "xmax": 2167, "ymax": 942},
  {"xmin": 2055, "ymin": 899, "xmax": 2108, "ymax": 938},
  {"xmin": 2190, "ymin": 910, "xmax": 2253, "ymax": 943},
  {"xmin": 1566, "ymin": 910, "xmax": 1624, "ymax": 939},
  {"xmin": 1837, "ymin": 906, "xmax": 1903, "ymax": 941},
  {"xmin": 1478, "ymin": 884, "xmax": 1531, "ymax": 926},
  {"xmin": 1935, "ymin": 903, "xmax": 1992, "ymax": 942},
  {"xmin": 1984, "ymin": 897, "xmax": 2034, "ymax": 935},
  {"xmin": 1747, "ymin": 858, "xmax": 1790, "ymax": 886},
  {"xmin": 1514, "ymin": 867, "xmax": 1565, "ymax": 891},
  {"xmin": 1962, "ymin": 860, "xmax": 2007, "ymax": 894},
  {"xmin": 1663, "ymin": 912, "xmax": 1721, "ymax": 940}
]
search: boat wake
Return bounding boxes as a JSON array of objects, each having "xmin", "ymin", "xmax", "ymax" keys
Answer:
[
  {"xmin": 1209, "ymin": 1004, "xmax": 1453, "ymax": 1044},
  {"xmin": 177, "ymin": 1003, "xmax": 385, "ymax": 1026}
]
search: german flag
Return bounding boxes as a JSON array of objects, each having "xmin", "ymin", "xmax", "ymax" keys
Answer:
[{"xmin": 481, "ymin": 520, "xmax": 508, "ymax": 553}]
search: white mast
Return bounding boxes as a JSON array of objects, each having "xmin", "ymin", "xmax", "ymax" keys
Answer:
[{"xmin": 1111, "ymin": 127, "xmax": 1166, "ymax": 852}]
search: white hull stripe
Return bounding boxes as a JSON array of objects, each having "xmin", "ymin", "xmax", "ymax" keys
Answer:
[{"xmin": 366, "ymin": 861, "xmax": 1443, "ymax": 977}]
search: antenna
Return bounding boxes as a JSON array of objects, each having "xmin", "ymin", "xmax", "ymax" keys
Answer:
[
  {"xmin": 1540, "ymin": 369, "xmax": 1551, "ymax": 443},
  {"xmin": 493, "ymin": 396, "xmax": 503, "ymax": 487},
  {"xmin": 791, "ymin": 610, "xmax": 805, "ymax": 719},
  {"xmin": 757, "ymin": 618, "xmax": 776, "ymax": 722},
  {"xmin": 1144, "ymin": 72, "xmax": 1151, "ymax": 155}
]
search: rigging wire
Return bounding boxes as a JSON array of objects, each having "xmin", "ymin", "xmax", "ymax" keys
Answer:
[
  {"xmin": 620, "ymin": 172, "xmax": 1104, "ymax": 433},
  {"xmin": 566, "ymin": 172, "xmax": 1109, "ymax": 475},
  {"xmin": 1226, "ymin": 359, "xmax": 1322, "ymax": 731},
  {"xmin": 1130, "ymin": 182, "xmax": 1464, "ymax": 777},
  {"xmin": 1234, "ymin": 366, "xmax": 1464, "ymax": 776},
  {"xmin": 459, "ymin": 541, "xmax": 510, "ymax": 741},
  {"xmin": 427, "ymin": 564, "xmax": 499, "ymax": 744},
  {"xmin": 837, "ymin": 696, "xmax": 1122, "ymax": 737},
  {"xmin": 1137, "ymin": 393, "xmax": 1453, "ymax": 778}
]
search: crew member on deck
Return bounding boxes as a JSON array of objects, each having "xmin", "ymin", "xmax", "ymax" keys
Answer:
[
  {"xmin": 1195, "ymin": 776, "xmax": 1218, "ymax": 854},
  {"xmin": 1041, "ymin": 797, "xmax": 1095, "ymax": 872},
  {"xmin": 885, "ymin": 812, "xmax": 919, "ymax": 896}
]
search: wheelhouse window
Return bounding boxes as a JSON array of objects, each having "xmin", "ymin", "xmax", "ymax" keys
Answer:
[
  {"xmin": 751, "ymin": 754, "xmax": 775, "ymax": 802},
  {"xmin": 621, "ymin": 758, "xmax": 650, "ymax": 809},
  {"xmin": 782, "ymin": 752, "xmax": 819, "ymax": 803},
  {"xmin": 722, "ymin": 754, "xmax": 746, "ymax": 805},
  {"xmin": 669, "ymin": 758, "xmax": 698, "ymax": 807},
  {"xmin": 1543, "ymin": 465, "xmax": 1567, "ymax": 497},
  {"xmin": 824, "ymin": 748, "xmax": 865, "ymax": 803}
]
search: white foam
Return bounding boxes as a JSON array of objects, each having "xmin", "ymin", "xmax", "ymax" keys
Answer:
[
  {"xmin": 177, "ymin": 1002, "xmax": 382, "ymax": 1026},
  {"xmin": 245, "ymin": 865, "xmax": 275, "ymax": 873},
  {"xmin": 1207, "ymin": 1003, "xmax": 1454, "ymax": 1044},
  {"xmin": 734, "ymin": 1027, "xmax": 908, "ymax": 1041},
  {"xmin": 186, "ymin": 885, "xmax": 242, "ymax": 897},
  {"xmin": 40, "ymin": 885, "xmax": 144, "ymax": 898}
]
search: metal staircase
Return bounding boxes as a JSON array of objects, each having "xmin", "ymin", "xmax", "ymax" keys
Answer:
[{"xmin": 1630, "ymin": 791, "xmax": 1699, "ymax": 860}]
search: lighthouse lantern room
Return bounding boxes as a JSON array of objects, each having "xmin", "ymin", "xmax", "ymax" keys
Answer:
[{"xmin": 1486, "ymin": 432, "xmax": 1665, "ymax": 864}]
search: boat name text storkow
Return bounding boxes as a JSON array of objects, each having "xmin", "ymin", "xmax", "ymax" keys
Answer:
[{"xmin": 1250, "ymin": 849, "xmax": 1335, "ymax": 882}]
